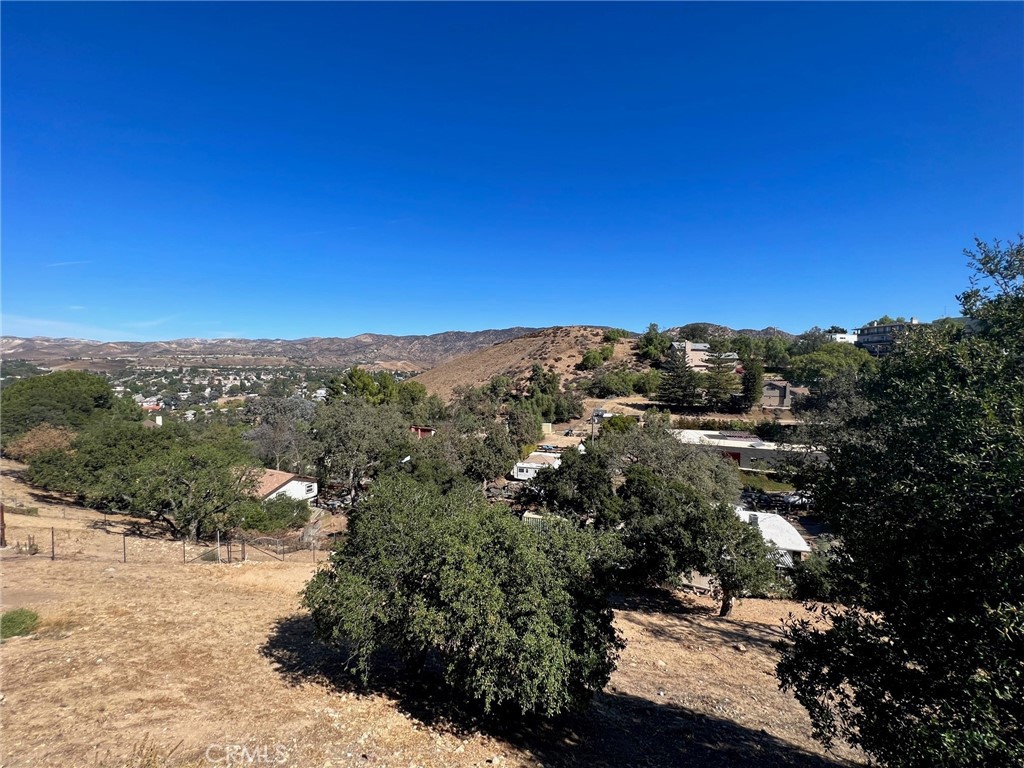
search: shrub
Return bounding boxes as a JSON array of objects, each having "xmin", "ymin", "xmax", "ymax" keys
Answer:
[
  {"xmin": 584, "ymin": 369, "xmax": 635, "ymax": 397},
  {"xmin": 1, "ymin": 608, "xmax": 40, "ymax": 640},
  {"xmin": 601, "ymin": 415, "xmax": 637, "ymax": 434},
  {"xmin": 8, "ymin": 506, "xmax": 40, "ymax": 516},
  {"xmin": 239, "ymin": 496, "xmax": 312, "ymax": 533},
  {"xmin": 303, "ymin": 476, "xmax": 621, "ymax": 716},
  {"xmin": 789, "ymin": 539, "xmax": 847, "ymax": 602},
  {"xmin": 577, "ymin": 349, "xmax": 605, "ymax": 371},
  {"xmin": 3, "ymin": 424, "xmax": 76, "ymax": 461},
  {"xmin": 602, "ymin": 328, "xmax": 631, "ymax": 343},
  {"xmin": 674, "ymin": 416, "xmax": 760, "ymax": 432}
]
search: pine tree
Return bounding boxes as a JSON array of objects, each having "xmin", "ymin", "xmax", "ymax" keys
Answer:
[
  {"xmin": 702, "ymin": 341, "xmax": 740, "ymax": 410},
  {"xmin": 739, "ymin": 359, "xmax": 764, "ymax": 411},
  {"xmin": 656, "ymin": 348, "xmax": 702, "ymax": 408}
]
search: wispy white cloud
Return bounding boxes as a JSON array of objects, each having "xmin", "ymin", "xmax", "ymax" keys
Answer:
[
  {"xmin": 1, "ymin": 314, "xmax": 143, "ymax": 342},
  {"xmin": 46, "ymin": 260, "xmax": 92, "ymax": 268},
  {"xmin": 123, "ymin": 315, "xmax": 178, "ymax": 329}
]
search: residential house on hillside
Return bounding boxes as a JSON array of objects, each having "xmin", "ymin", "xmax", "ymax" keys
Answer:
[
  {"xmin": 671, "ymin": 341, "xmax": 739, "ymax": 372},
  {"xmin": 826, "ymin": 332, "xmax": 858, "ymax": 344},
  {"xmin": 255, "ymin": 469, "xmax": 318, "ymax": 503},
  {"xmin": 511, "ymin": 451, "xmax": 563, "ymax": 481},
  {"xmin": 761, "ymin": 380, "xmax": 810, "ymax": 409},
  {"xmin": 855, "ymin": 318, "xmax": 925, "ymax": 356}
]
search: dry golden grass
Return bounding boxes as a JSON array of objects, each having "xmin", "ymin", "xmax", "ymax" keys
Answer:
[
  {"xmin": 0, "ymin": 461, "xmax": 860, "ymax": 767},
  {"xmin": 411, "ymin": 326, "xmax": 638, "ymax": 402}
]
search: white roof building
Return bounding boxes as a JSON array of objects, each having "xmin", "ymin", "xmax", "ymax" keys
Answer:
[
  {"xmin": 735, "ymin": 506, "xmax": 811, "ymax": 567},
  {"xmin": 671, "ymin": 429, "xmax": 824, "ymax": 471},
  {"xmin": 511, "ymin": 451, "xmax": 562, "ymax": 481}
]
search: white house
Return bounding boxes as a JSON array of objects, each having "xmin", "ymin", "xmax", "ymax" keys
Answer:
[
  {"xmin": 735, "ymin": 507, "xmax": 811, "ymax": 567},
  {"xmin": 826, "ymin": 332, "xmax": 858, "ymax": 344},
  {"xmin": 511, "ymin": 451, "xmax": 562, "ymax": 481},
  {"xmin": 255, "ymin": 469, "xmax": 318, "ymax": 503}
]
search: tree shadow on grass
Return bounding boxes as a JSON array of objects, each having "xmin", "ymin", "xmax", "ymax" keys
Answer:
[
  {"xmin": 610, "ymin": 586, "xmax": 714, "ymax": 616},
  {"xmin": 85, "ymin": 515, "xmax": 169, "ymax": 539},
  {"xmin": 261, "ymin": 614, "xmax": 858, "ymax": 768},
  {"xmin": 612, "ymin": 587, "xmax": 795, "ymax": 654}
]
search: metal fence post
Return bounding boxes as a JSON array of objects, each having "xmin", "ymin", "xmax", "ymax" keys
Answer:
[
  {"xmin": 183, "ymin": 538, "xmax": 186, "ymax": 564},
  {"xmin": 216, "ymin": 530, "xmax": 221, "ymax": 563},
  {"xmin": 51, "ymin": 527, "xmax": 56, "ymax": 561},
  {"xmin": 122, "ymin": 534, "xmax": 127, "ymax": 563}
]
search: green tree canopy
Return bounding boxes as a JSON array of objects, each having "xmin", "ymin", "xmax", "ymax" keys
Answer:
[
  {"xmin": 133, "ymin": 440, "xmax": 260, "ymax": 541},
  {"xmin": 787, "ymin": 342, "xmax": 876, "ymax": 386},
  {"xmin": 327, "ymin": 367, "xmax": 398, "ymax": 406},
  {"xmin": 520, "ymin": 446, "xmax": 619, "ymax": 527},
  {"xmin": 529, "ymin": 363, "xmax": 561, "ymax": 398},
  {"xmin": 738, "ymin": 358, "xmax": 765, "ymax": 411},
  {"xmin": 637, "ymin": 322, "xmax": 673, "ymax": 362},
  {"xmin": 777, "ymin": 237, "xmax": 1024, "ymax": 768},
  {"xmin": 656, "ymin": 348, "xmax": 703, "ymax": 409},
  {"xmin": 788, "ymin": 326, "xmax": 829, "ymax": 356},
  {"xmin": 595, "ymin": 420, "xmax": 740, "ymax": 507},
  {"xmin": 762, "ymin": 336, "xmax": 791, "ymax": 370},
  {"xmin": 1, "ymin": 370, "xmax": 114, "ymax": 439},
  {"xmin": 312, "ymin": 399, "xmax": 413, "ymax": 502},
  {"xmin": 398, "ymin": 423, "xmax": 518, "ymax": 491},
  {"xmin": 701, "ymin": 340, "xmax": 740, "ymax": 410},
  {"xmin": 860, "ymin": 314, "xmax": 907, "ymax": 328},
  {"xmin": 303, "ymin": 475, "xmax": 622, "ymax": 716},
  {"xmin": 26, "ymin": 419, "xmax": 259, "ymax": 540},
  {"xmin": 619, "ymin": 465, "xmax": 777, "ymax": 615}
]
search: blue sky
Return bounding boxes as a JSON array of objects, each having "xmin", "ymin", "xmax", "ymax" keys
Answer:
[{"xmin": 2, "ymin": 2, "xmax": 1021, "ymax": 342}]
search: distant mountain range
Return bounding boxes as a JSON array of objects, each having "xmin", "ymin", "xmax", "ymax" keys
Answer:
[
  {"xmin": 0, "ymin": 329, "xmax": 539, "ymax": 372},
  {"xmin": 0, "ymin": 323, "xmax": 796, "ymax": 375}
]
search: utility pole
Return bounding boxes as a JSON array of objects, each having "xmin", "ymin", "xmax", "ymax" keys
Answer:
[{"xmin": 0, "ymin": 503, "xmax": 6, "ymax": 548}]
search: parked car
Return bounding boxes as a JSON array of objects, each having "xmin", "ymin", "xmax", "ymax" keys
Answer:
[{"xmin": 781, "ymin": 493, "xmax": 812, "ymax": 508}]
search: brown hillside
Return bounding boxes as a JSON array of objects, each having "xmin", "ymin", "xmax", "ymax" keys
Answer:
[{"xmin": 411, "ymin": 326, "xmax": 639, "ymax": 401}]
